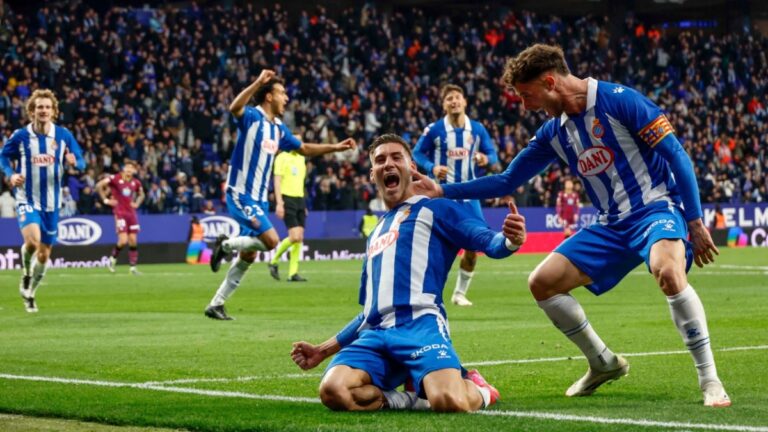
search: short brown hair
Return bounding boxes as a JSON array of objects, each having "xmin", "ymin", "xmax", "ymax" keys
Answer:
[
  {"xmin": 439, "ymin": 84, "xmax": 464, "ymax": 102},
  {"xmin": 124, "ymin": 159, "xmax": 139, "ymax": 168},
  {"xmin": 254, "ymin": 77, "xmax": 286, "ymax": 105},
  {"xmin": 25, "ymin": 89, "xmax": 60, "ymax": 121},
  {"xmin": 502, "ymin": 44, "xmax": 571, "ymax": 88},
  {"xmin": 369, "ymin": 133, "xmax": 412, "ymax": 160}
]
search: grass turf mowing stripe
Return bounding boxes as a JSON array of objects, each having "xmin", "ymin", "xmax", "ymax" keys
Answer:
[{"xmin": 1, "ymin": 373, "xmax": 764, "ymax": 432}]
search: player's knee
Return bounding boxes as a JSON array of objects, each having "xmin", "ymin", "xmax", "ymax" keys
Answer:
[
  {"xmin": 36, "ymin": 249, "xmax": 50, "ymax": 263},
  {"xmin": 428, "ymin": 390, "xmax": 471, "ymax": 413},
  {"xmin": 528, "ymin": 270, "xmax": 550, "ymax": 299},
  {"xmin": 652, "ymin": 263, "xmax": 686, "ymax": 295},
  {"xmin": 24, "ymin": 240, "xmax": 39, "ymax": 253},
  {"xmin": 319, "ymin": 381, "xmax": 353, "ymax": 411}
]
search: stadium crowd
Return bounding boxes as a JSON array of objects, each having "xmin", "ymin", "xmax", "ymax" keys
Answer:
[{"xmin": 0, "ymin": 2, "xmax": 767, "ymax": 216}]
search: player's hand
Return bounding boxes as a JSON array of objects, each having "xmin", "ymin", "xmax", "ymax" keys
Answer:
[
  {"xmin": 474, "ymin": 152, "xmax": 488, "ymax": 167},
  {"xmin": 9, "ymin": 174, "xmax": 25, "ymax": 187},
  {"xmin": 256, "ymin": 69, "xmax": 276, "ymax": 84},
  {"xmin": 411, "ymin": 170, "xmax": 443, "ymax": 198},
  {"xmin": 105, "ymin": 199, "xmax": 117, "ymax": 207},
  {"xmin": 502, "ymin": 201, "xmax": 526, "ymax": 247},
  {"xmin": 131, "ymin": 201, "xmax": 140, "ymax": 209},
  {"xmin": 276, "ymin": 203, "xmax": 285, "ymax": 219},
  {"xmin": 291, "ymin": 341, "xmax": 325, "ymax": 370},
  {"xmin": 335, "ymin": 138, "xmax": 356, "ymax": 152},
  {"xmin": 688, "ymin": 219, "xmax": 719, "ymax": 267},
  {"xmin": 432, "ymin": 165, "xmax": 448, "ymax": 180}
]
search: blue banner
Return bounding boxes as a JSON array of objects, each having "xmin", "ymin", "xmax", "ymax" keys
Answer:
[{"xmin": 0, "ymin": 203, "xmax": 766, "ymax": 246}]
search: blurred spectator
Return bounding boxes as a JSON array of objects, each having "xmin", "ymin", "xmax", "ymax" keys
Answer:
[
  {"xmin": 0, "ymin": 2, "xmax": 765, "ymax": 213},
  {"xmin": 0, "ymin": 186, "xmax": 15, "ymax": 218}
]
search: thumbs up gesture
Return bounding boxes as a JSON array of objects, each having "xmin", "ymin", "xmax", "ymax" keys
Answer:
[{"xmin": 502, "ymin": 201, "xmax": 526, "ymax": 247}]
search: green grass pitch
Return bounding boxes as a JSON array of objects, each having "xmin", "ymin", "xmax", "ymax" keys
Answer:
[{"xmin": 0, "ymin": 248, "xmax": 766, "ymax": 431}]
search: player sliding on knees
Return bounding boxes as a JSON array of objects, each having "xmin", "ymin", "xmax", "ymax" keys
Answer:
[
  {"xmin": 291, "ymin": 134, "xmax": 527, "ymax": 412},
  {"xmin": 204, "ymin": 70, "xmax": 356, "ymax": 320}
]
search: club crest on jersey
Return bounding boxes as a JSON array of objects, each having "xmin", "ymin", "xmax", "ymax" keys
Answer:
[
  {"xmin": 262, "ymin": 138, "xmax": 278, "ymax": 154},
  {"xmin": 591, "ymin": 118, "xmax": 605, "ymax": 139},
  {"xmin": 368, "ymin": 230, "xmax": 398, "ymax": 257},
  {"xmin": 122, "ymin": 187, "xmax": 132, "ymax": 197},
  {"xmin": 577, "ymin": 146, "xmax": 614, "ymax": 176},
  {"xmin": 446, "ymin": 148, "xmax": 469, "ymax": 160},
  {"xmin": 31, "ymin": 154, "xmax": 56, "ymax": 166}
]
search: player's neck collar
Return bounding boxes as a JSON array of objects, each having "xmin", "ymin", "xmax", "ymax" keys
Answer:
[
  {"xmin": 256, "ymin": 105, "xmax": 281, "ymax": 125},
  {"xmin": 444, "ymin": 114, "xmax": 469, "ymax": 132},
  {"xmin": 27, "ymin": 122, "xmax": 56, "ymax": 138},
  {"xmin": 559, "ymin": 77, "xmax": 597, "ymax": 125}
]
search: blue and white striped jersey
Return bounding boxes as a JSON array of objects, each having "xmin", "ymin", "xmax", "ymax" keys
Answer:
[
  {"xmin": 226, "ymin": 106, "xmax": 301, "ymax": 202},
  {"xmin": 444, "ymin": 78, "xmax": 702, "ymax": 225},
  {"xmin": 353, "ymin": 195, "xmax": 513, "ymax": 332},
  {"xmin": 413, "ymin": 115, "xmax": 498, "ymax": 185},
  {"xmin": 0, "ymin": 123, "xmax": 85, "ymax": 212}
]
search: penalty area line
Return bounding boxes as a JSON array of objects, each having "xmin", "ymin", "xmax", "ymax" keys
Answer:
[{"xmin": 0, "ymin": 372, "xmax": 765, "ymax": 431}]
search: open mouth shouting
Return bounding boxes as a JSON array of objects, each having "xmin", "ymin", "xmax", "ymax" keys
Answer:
[{"xmin": 383, "ymin": 172, "xmax": 400, "ymax": 190}]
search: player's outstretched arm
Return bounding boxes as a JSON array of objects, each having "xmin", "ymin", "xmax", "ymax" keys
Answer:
[
  {"xmin": 298, "ymin": 138, "xmax": 356, "ymax": 157},
  {"xmin": 229, "ymin": 69, "xmax": 275, "ymax": 118},
  {"xmin": 442, "ymin": 145, "xmax": 553, "ymax": 201}
]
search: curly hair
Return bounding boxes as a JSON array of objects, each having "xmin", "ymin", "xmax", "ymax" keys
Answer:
[
  {"xmin": 25, "ymin": 88, "xmax": 60, "ymax": 121},
  {"xmin": 502, "ymin": 44, "xmax": 570, "ymax": 89}
]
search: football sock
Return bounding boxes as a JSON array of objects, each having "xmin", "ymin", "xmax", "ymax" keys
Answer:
[
  {"xmin": 112, "ymin": 245, "xmax": 123, "ymax": 259},
  {"xmin": 30, "ymin": 257, "xmax": 47, "ymax": 296},
  {"xmin": 271, "ymin": 238, "xmax": 292, "ymax": 265},
  {"xmin": 538, "ymin": 294, "xmax": 618, "ymax": 370},
  {"xmin": 288, "ymin": 242, "xmax": 301, "ymax": 276},
  {"xmin": 667, "ymin": 285, "xmax": 719, "ymax": 387},
  {"xmin": 453, "ymin": 269, "xmax": 474, "ymax": 296},
  {"xmin": 223, "ymin": 236, "xmax": 267, "ymax": 253},
  {"xmin": 472, "ymin": 382, "xmax": 491, "ymax": 409},
  {"xmin": 382, "ymin": 390, "xmax": 429, "ymax": 410},
  {"xmin": 128, "ymin": 246, "xmax": 138, "ymax": 266},
  {"xmin": 210, "ymin": 257, "xmax": 252, "ymax": 306},
  {"xmin": 21, "ymin": 244, "xmax": 33, "ymax": 277}
]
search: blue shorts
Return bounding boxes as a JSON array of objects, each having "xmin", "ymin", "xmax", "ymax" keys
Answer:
[
  {"xmin": 225, "ymin": 190, "xmax": 273, "ymax": 237},
  {"xmin": 326, "ymin": 314, "xmax": 463, "ymax": 397},
  {"xmin": 16, "ymin": 203, "xmax": 59, "ymax": 245},
  {"xmin": 555, "ymin": 204, "xmax": 693, "ymax": 295}
]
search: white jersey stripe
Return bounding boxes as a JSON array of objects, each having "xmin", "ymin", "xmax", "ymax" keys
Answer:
[
  {"xmin": 377, "ymin": 205, "xmax": 409, "ymax": 328},
  {"xmin": 584, "ymin": 111, "xmax": 631, "ymax": 218},
  {"xmin": 564, "ymin": 121, "xmax": 610, "ymax": 224},
  {"xmin": 409, "ymin": 206, "xmax": 438, "ymax": 321},
  {"xmin": 607, "ymin": 114, "xmax": 673, "ymax": 207}
]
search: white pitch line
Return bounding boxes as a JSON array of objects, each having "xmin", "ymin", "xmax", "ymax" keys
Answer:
[
  {"xmin": 0, "ymin": 373, "xmax": 318, "ymax": 404},
  {"xmin": 0, "ymin": 372, "xmax": 766, "ymax": 431},
  {"xmin": 476, "ymin": 410, "xmax": 768, "ymax": 432},
  {"xmin": 142, "ymin": 373, "xmax": 322, "ymax": 386},
  {"xmin": 464, "ymin": 344, "xmax": 768, "ymax": 367}
]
